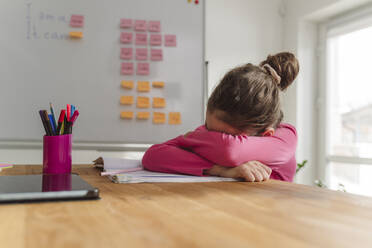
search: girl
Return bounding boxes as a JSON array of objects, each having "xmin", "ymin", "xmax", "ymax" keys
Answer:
[{"xmin": 142, "ymin": 52, "xmax": 299, "ymax": 182}]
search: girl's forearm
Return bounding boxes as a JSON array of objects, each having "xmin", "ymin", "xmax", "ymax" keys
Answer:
[
  {"xmin": 179, "ymin": 124, "xmax": 297, "ymax": 167},
  {"xmin": 142, "ymin": 136, "xmax": 214, "ymax": 176}
]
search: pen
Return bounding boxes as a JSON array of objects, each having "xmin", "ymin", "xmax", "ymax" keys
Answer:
[
  {"xmin": 63, "ymin": 115, "xmax": 68, "ymax": 134},
  {"xmin": 49, "ymin": 102, "xmax": 57, "ymax": 129},
  {"xmin": 56, "ymin": 110, "xmax": 66, "ymax": 135},
  {"xmin": 39, "ymin": 110, "xmax": 49, "ymax": 135},
  {"xmin": 71, "ymin": 105, "xmax": 75, "ymax": 118},
  {"xmin": 66, "ymin": 104, "xmax": 71, "ymax": 122},
  {"xmin": 65, "ymin": 110, "xmax": 79, "ymax": 134},
  {"xmin": 70, "ymin": 110, "xmax": 79, "ymax": 126},
  {"xmin": 65, "ymin": 121, "xmax": 71, "ymax": 134},
  {"xmin": 60, "ymin": 119, "xmax": 65, "ymax": 135},
  {"xmin": 49, "ymin": 114, "xmax": 57, "ymax": 135},
  {"xmin": 43, "ymin": 111, "xmax": 53, "ymax": 136}
]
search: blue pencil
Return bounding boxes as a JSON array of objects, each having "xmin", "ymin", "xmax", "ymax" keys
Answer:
[
  {"xmin": 48, "ymin": 114, "xmax": 56, "ymax": 135},
  {"xmin": 49, "ymin": 102, "xmax": 57, "ymax": 129},
  {"xmin": 71, "ymin": 105, "xmax": 75, "ymax": 118}
]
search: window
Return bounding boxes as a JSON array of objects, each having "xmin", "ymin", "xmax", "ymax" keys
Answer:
[{"xmin": 322, "ymin": 11, "xmax": 372, "ymax": 197}]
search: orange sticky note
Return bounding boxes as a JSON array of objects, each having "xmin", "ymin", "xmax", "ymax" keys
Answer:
[
  {"xmin": 121, "ymin": 80, "xmax": 134, "ymax": 89},
  {"xmin": 137, "ymin": 81, "xmax": 150, "ymax": 92},
  {"xmin": 137, "ymin": 96, "xmax": 150, "ymax": 108},
  {"xmin": 152, "ymin": 81, "xmax": 165, "ymax": 88},
  {"xmin": 153, "ymin": 112, "xmax": 166, "ymax": 124},
  {"xmin": 137, "ymin": 112, "xmax": 150, "ymax": 120},
  {"xmin": 120, "ymin": 96, "xmax": 134, "ymax": 105},
  {"xmin": 69, "ymin": 31, "xmax": 83, "ymax": 39},
  {"xmin": 120, "ymin": 111, "xmax": 134, "ymax": 119},
  {"xmin": 153, "ymin": 97, "xmax": 166, "ymax": 108},
  {"xmin": 169, "ymin": 112, "xmax": 182, "ymax": 125}
]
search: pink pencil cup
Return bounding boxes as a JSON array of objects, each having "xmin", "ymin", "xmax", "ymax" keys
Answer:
[{"xmin": 43, "ymin": 134, "xmax": 72, "ymax": 174}]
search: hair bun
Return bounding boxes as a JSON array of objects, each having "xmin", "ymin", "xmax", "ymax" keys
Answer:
[{"xmin": 260, "ymin": 52, "xmax": 299, "ymax": 91}]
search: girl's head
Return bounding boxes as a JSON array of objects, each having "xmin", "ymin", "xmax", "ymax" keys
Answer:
[{"xmin": 206, "ymin": 52, "xmax": 299, "ymax": 136}]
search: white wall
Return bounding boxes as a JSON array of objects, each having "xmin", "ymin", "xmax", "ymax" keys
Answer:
[
  {"xmin": 282, "ymin": 0, "xmax": 342, "ymax": 126},
  {"xmin": 205, "ymin": 0, "xmax": 285, "ymax": 93}
]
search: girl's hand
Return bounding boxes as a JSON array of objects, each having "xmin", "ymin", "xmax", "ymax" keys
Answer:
[
  {"xmin": 205, "ymin": 161, "xmax": 272, "ymax": 182},
  {"xmin": 233, "ymin": 161, "xmax": 272, "ymax": 181}
]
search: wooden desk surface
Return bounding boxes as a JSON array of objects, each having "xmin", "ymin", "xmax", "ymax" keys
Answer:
[{"xmin": 1, "ymin": 165, "xmax": 372, "ymax": 248}]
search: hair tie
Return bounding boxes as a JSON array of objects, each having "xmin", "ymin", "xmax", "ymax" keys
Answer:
[{"xmin": 262, "ymin": 64, "xmax": 281, "ymax": 85}]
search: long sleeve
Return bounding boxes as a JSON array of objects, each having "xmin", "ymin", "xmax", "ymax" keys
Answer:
[
  {"xmin": 142, "ymin": 136, "xmax": 214, "ymax": 176},
  {"xmin": 177, "ymin": 123, "xmax": 297, "ymax": 168},
  {"xmin": 142, "ymin": 123, "xmax": 298, "ymax": 182}
]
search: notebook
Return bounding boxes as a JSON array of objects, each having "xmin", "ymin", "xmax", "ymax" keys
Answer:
[
  {"xmin": 94, "ymin": 157, "xmax": 238, "ymax": 183},
  {"xmin": 0, "ymin": 164, "xmax": 13, "ymax": 172}
]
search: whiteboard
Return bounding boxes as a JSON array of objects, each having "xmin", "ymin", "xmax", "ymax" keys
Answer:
[{"xmin": 0, "ymin": 0, "xmax": 205, "ymax": 144}]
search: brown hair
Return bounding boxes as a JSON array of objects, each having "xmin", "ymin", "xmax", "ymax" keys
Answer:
[{"xmin": 207, "ymin": 52, "xmax": 299, "ymax": 134}]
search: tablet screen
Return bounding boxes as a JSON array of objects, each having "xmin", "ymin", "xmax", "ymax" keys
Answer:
[{"xmin": 0, "ymin": 174, "xmax": 99, "ymax": 203}]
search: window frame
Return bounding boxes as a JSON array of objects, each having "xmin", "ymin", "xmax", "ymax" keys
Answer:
[{"xmin": 318, "ymin": 5, "xmax": 372, "ymax": 187}]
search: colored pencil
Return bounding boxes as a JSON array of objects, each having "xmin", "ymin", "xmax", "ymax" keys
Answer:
[
  {"xmin": 39, "ymin": 104, "xmax": 78, "ymax": 136},
  {"xmin": 56, "ymin": 110, "xmax": 66, "ymax": 135},
  {"xmin": 60, "ymin": 120, "xmax": 65, "ymax": 135},
  {"xmin": 70, "ymin": 110, "xmax": 79, "ymax": 125},
  {"xmin": 66, "ymin": 104, "xmax": 71, "ymax": 122},
  {"xmin": 49, "ymin": 114, "xmax": 56, "ymax": 135},
  {"xmin": 43, "ymin": 110, "xmax": 54, "ymax": 136},
  {"xmin": 71, "ymin": 105, "xmax": 75, "ymax": 118},
  {"xmin": 39, "ymin": 110, "xmax": 49, "ymax": 135},
  {"xmin": 64, "ymin": 115, "xmax": 68, "ymax": 134},
  {"xmin": 49, "ymin": 102, "xmax": 57, "ymax": 129}
]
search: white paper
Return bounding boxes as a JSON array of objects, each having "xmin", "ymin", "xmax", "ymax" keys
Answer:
[
  {"xmin": 98, "ymin": 157, "xmax": 239, "ymax": 183},
  {"xmin": 109, "ymin": 170, "xmax": 238, "ymax": 183},
  {"xmin": 101, "ymin": 157, "xmax": 142, "ymax": 170}
]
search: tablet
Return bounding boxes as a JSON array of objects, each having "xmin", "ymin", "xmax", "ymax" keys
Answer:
[{"xmin": 0, "ymin": 174, "xmax": 99, "ymax": 203}]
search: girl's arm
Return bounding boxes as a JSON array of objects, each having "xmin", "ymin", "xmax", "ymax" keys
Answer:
[
  {"xmin": 141, "ymin": 136, "xmax": 214, "ymax": 176},
  {"xmin": 177, "ymin": 123, "xmax": 297, "ymax": 167}
]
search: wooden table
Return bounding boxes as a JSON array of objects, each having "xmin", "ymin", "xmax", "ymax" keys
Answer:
[{"xmin": 1, "ymin": 165, "xmax": 372, "ymax": 248}]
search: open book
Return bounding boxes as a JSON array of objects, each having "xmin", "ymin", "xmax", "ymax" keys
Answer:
[{"xmin": 94, "ymin": 157, "xmax": 237, "ymax": 184}]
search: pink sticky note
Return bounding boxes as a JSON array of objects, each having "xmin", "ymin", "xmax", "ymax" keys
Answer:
[
  {"xmin": 151, "ymin": 49, "xmax": 163, "ymax": 61},
  {"xmin": 165, "ymin": 35, "xmax": 177, "ymax": 47},
  {"xmin": 137, "ymin": 63, "xmax": 150, "ymax": 75},
  {"xmin": 150, "ymin": 34, "xmax": 162, "ymax": 46},
  {"xmin": 135, "ymin": 33, "xmax": 147, "ymax": 45},
  {"xmin": 70, "ymin": 14, "xmax": 84, "ymax": 27},
  {"xmin": 120, "ymin": 18, "xmax": 132, "ymax": 29},
  {"xmin": 120, "ymin": 32, "xmax": 133, "ymax": 44},
  {"xmin": 136, "ymin": 48, "xmax": 148, "ymax": 61},
  {"xmin": 134, "ymin": 20, "xmax": 147, "ymax": 32},
  {"xmin": 148, "ymin": 21, "xmax": 161, "ymax": 32},
  {"xmin": 121, "ymin": 63, "xmax": 134, "ymax": 75},
  {"xmin": 120, "ymin": 48, "xmax": 133, "ymax": 60}
]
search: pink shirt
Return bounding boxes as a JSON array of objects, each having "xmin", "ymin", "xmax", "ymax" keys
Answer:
[{"xmin": 142, "ymin": 123, "xmax": 297, "ymax": 181}]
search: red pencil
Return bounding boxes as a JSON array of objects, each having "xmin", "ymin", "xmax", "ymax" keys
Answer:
[
  {"xmin": 70, "ymin": 110, "xmax": 79, "ymax": 126},
  {"xmin": 56, "ymin": 110, "xmax": 66, "ymax": 135},
  {"xmin": 66, "ymin": 104, "xmax": 71, "ymax": 122}
]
